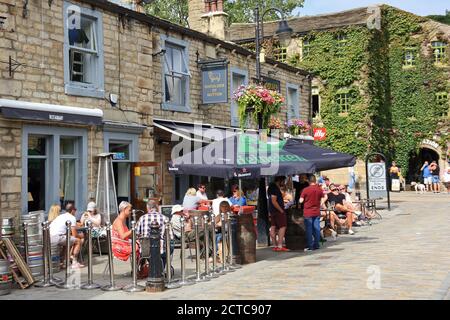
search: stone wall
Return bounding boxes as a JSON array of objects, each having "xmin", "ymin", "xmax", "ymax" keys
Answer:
[{"xmin": 0, "ymin": 0, "xmax": 310, "ymax": 216}]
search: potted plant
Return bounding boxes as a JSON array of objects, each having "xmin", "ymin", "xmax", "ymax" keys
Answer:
[
  {"xmin": 286, "ymin": 118, "xmax": 311, "ymax": 136},
  {"xmin": 233, "ymin": 84, "xmax": 285, "ymax": 129}
]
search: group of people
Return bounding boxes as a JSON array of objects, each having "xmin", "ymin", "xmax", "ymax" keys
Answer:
[
  {"xmin": 268, "ymin": 175, "xmax": 365, "ymax": 253},
  {"xmin": 47, "ymin": 201, "xmax": 102, "ymax": 269},
  {"xmin": 420, "ymin": 161, "xmax": 450, "ymax": 193}
]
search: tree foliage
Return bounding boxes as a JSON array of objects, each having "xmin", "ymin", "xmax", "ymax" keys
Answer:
[{"xmin": 144, "ymin": 0, "xmax": 304, "ymax": 27}]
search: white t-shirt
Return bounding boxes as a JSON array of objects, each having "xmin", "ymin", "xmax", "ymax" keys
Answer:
[
  {"xmin": 444, "ymin": 170, "xmax": 450, "ymax": 183},
  {"xmin": 212, "ymin": 197, "xmax": 232, "ymax": 216},
  {"xmin": 196, "ymin": 190, "xmax": 208, "ymax": 201},
  {"xmin": 50, "ymin": 212, "xmax": 76, "ymax": 236}
]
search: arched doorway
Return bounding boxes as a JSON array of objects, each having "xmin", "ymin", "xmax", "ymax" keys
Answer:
[{"xmin": 407, "ymin": 147, "xmax": 440, "ymax": 183}]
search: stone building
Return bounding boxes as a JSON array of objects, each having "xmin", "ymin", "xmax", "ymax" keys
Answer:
[
  {"xmin": 229, "ymin": 5, "xmax": 450, "ymax": 186},
  {"xmin": 0, "ymin": 0, "xmax": 310, "ymax": 221}
]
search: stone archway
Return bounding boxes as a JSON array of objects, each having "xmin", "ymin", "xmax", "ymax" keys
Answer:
[{"xmin": 407, "ymin": 139, "xmax": 444, "ymax": 183}]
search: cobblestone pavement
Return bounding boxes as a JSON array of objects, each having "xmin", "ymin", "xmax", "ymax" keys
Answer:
[{"xmin": 1, "ymin": 192, "xmax": 449, "ymax": 300}]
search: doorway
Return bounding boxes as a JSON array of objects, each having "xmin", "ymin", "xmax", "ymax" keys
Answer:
[{"xmin": 407, "ymin": 148, "xmax": 439, "ymax": 183}]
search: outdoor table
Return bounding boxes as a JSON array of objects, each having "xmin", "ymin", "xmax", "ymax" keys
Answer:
[{"xmin": 232, "ymin": 206, "xmax": 256, "ymax": 264}]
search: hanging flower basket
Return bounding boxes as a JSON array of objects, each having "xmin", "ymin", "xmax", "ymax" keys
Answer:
[{"xmin": 233, "ymin": 84, "xmax": 285, "ymax": 129}]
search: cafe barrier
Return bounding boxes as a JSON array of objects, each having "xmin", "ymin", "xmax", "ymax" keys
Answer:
[
  {"xmin": 101, "ymin": 222, "xmax": 122, "ymax": 291},
  {"xmin": 81, "ymin": 221, "xmax": 101, "ymax": 290},
  {"xmin": 179, "ymin": 217, "xmax": 194, "ymax": 286},
  {"xmin": 22, "ymin": 222, "xmax": 29, "ymax": 265},
  {"xmin": 123, "ymin": 221, "xmax": 145, "ymax": 292},
  {"xmin": 35, "ymin": 222, "xmax": 53, "ymax": 287},
  {"xmin": 203, "ymin": 214, "xmax": 211, "ymax": 278},
  {"xmin": 209, "ymin": 212, "xmax": 220, "ymax": 277},
  {"xmin": 220, "ymin": 213, "xmax": 234, "ymax": 273},
  {"xmin": 194, "ymin": 216, "xmax": 209, "ymax": 282},
  {"xmin": 145, "ymin": 221, "xmax": 165, "ymax": 292},
  {"xmin": 57, "ymin": 221, "xmax": 77, "ymax": 289},
  {"xmin": 164, "ymin": 219, "xmax": 181, "ymax": 289},
  {"xmin": 46, "ymin": 221, "xmax": 62, "ymax": 285},
  {"xmin": 227, "ymin": 213, "xmax": 241, "ymax": 270}
]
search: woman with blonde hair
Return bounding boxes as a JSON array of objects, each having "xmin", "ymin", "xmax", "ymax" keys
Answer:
[
  {"xmin": 47, "ymin": 204, "xmax": 61, "ymax": 223},
  {"xmin": 229, "ymin": 189, "xmax": 247, "ymax": 207},
  {"xmin": 182, "ymin": 187, "xmax": 201, "ymax": 210}
]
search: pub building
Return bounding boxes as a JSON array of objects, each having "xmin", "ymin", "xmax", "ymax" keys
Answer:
[{"xmin": 0, "ymin": 0, "xmax": 311, "ymax": 223}]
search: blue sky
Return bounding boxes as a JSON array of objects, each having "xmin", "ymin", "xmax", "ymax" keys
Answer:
[{"xmin": 294, "ymin": 0, "xmax": 448, "ymax": 17}]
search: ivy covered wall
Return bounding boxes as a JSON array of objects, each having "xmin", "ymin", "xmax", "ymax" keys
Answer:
[{"xmin": 286, "ymin": 5, "xmax": 449, "ymax": 176}]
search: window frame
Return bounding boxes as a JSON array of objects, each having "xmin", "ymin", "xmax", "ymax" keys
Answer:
[
  {"xmin": 336, "ymin": 33, "xmax": 348, "ymax": 48},
  {"xmin": 403, "ymin": 46, "xmax": 417, "ymax": 67},
  {"xmin": 230, "ymin": 67, "xmax": 248, "ymax": 127},
  {"xmin": 336, "ymin": 89, "xmax": 351, "ymax": 114},
  {"xmin": 436, "ymin": 92, "xmax": 449, "ymax": 117},
  {"xmin": 21, "ymin": 126, "xmax": 87, "ymax": 216},
  {"xmin": 286, "ymin": 83, "xmax": 300, "ymax": 120},
  {"xmin": 63, "ymin": 1, "xmax": 105, "ymax": 99},
  {"xmin": 431, "ymin": 41, "xmax": 447, "ymax": 64},
  {"xmin": 161, "ymin": 35, "xmax": 191, "ymax": 112}
]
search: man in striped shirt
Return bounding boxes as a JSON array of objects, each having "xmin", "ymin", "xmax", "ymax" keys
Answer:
[{"xmin": 136, "ymin": 200, "xmax": 173, "ymax": 267}]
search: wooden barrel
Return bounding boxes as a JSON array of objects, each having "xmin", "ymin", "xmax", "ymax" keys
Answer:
[
  {"xmin": 0, "ymin": 259, "xmax": 12, "ymax": 296},
  {"xmin": 285, "ymin": 208, "xmax": 306, "ymax": 250},
  {"xmin": 237, "ymin": 211, "xmax": 256, "ymax": 264}
]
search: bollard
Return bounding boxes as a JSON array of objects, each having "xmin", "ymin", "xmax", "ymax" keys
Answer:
[
  {"xmin": 57, "ymin": 221, "xmax": 77, "ymax": 289},
  {"xmin": 22, "ymin": 222, "xmax": 29, "ymax": 265},
  {"xmin": 227, "ymin": 212, "xmax": 242, "ymax": 270},
  {"xmin": 123, "ymin": 221, "xmax": 145, "ymax": 292},
  {"xmin": 194, "ymin": 216, "xmax": 209, "ymax": 282},
  {"xmin": 81, "ymin": 221, "xmax": 101, "ymax": 290},
  {"xmin": 101, "ymin": 222, "xmax": 122, "ymax": 291},
  {"xmin": 132, "ymin": 209, "xmax": 137, "ymax": 224},
  {"xmin": 146, "ymin": 220, "xmax": 166, "ymax": 292},
  {"xmin": 46, "ymin": 221, "xmax": 62, "ymax": 285},
  {"xmin": 35, "ymin": 222, "xmax": 54, "ymax": 287},
  {"xmin": 178, "ymin": 217, "xmax": 194, "ymax": 286},
  {"xmin": 218, "ymin": 213, "xmax": 232, "ymax": 273},
  {"xmin": 209, "ymin": 212, "xmax": 220, "ymax": 276},
  {"xmin": 164, "ymin": 219, "xmax": 181, "ymax": 289},
  {"xmin": 205, "ymin": 214, "xmax": 219, "ymax": 278}
]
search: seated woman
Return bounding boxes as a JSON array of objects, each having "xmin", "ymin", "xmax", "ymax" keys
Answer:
[
  {"xmin": 229, "ymin": 189, "xmax": 247, "ymax": 207},
  {"xmin": 48, "ymin": 204, "xmax": 61, "ymax": 224},
  {"xmin": 182, "ymin": 188, "xmax": 201, "ymax": 210},
  {"xmin": 111, "ymin": 201, "xmax": 135, "ymax": 262}
]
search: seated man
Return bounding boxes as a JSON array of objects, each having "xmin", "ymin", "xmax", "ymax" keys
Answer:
[
  {"xmin": 136, "ymin": 200, "xmax": 174, "ymax": 269},
  {"xmin": 324, "ymin": 185, "xmax": 355, "ymax": 235},
  {"xmin": 50, "ymin": 203, "xmax": 84, "ymax": 269},
  {"xmin": 170, "ymin": 204, "xmax": 196, "ymax": 242}
]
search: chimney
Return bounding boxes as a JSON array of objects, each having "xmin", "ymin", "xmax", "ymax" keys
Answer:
[
  {"xmin": 108, "ymin": 0, "xmax": 146, "ymax": 13},
  {"xmin": 188, "ymin": 0, "xmax": 228, "ymax": 40}
]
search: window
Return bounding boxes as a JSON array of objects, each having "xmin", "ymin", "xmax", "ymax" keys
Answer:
[
  {"xmin": 273, "ymin": 45, "xmax": 287, "ymax": 63},
  {"xmin": 60, "ymin": 138, "xmax": 78, "ymax": 208},
  {"xmin": 22, "ymin": 126, "xmax": 87, "ymax": 215},
  {"xmin": 336, "ymin": 91, "xmax": 350, "ymax": 113},
  {"xmin": 404, "ymin": 47, "xmax": 417, "ymax": 67},
  {"xmin": 436, "ymin": 92, "xmax": 449, "ymax": 117},
  {"xmin": 162, "ymin": 36, "xmax": 191, "ymax": 112},
  {"xmin": 63, "ymin": 2, "xmax": 104, "ymax": 98},
  {"xmin": 27, "ymin": 136, "xmax": 47, "ymax": 212},
  {"xmin": 336, "ymin": 33, "xmax": 348, "ymax": 48},
  {"xmin": 432, "ymin": 41, "xmax": 447, "ymax": 64},
  {"xmin": 231, "ymin": 68, "xmax": 248, "ymax": 127},
  {"xmin": 287, "ymin": 83, "xmax": 300, "ymax": 120},
  {"xmin": 302, "ymin": 39, "xmax": 310, "ymax": 60}
]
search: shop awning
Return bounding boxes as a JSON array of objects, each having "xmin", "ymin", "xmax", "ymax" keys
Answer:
[
  {"xmin": 153, "ymin": 118, "xmax": 254, "ymax": 143},
  {"xmin": 0, "ymin": 99, "xmax": 103, "ymax": 125}
]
